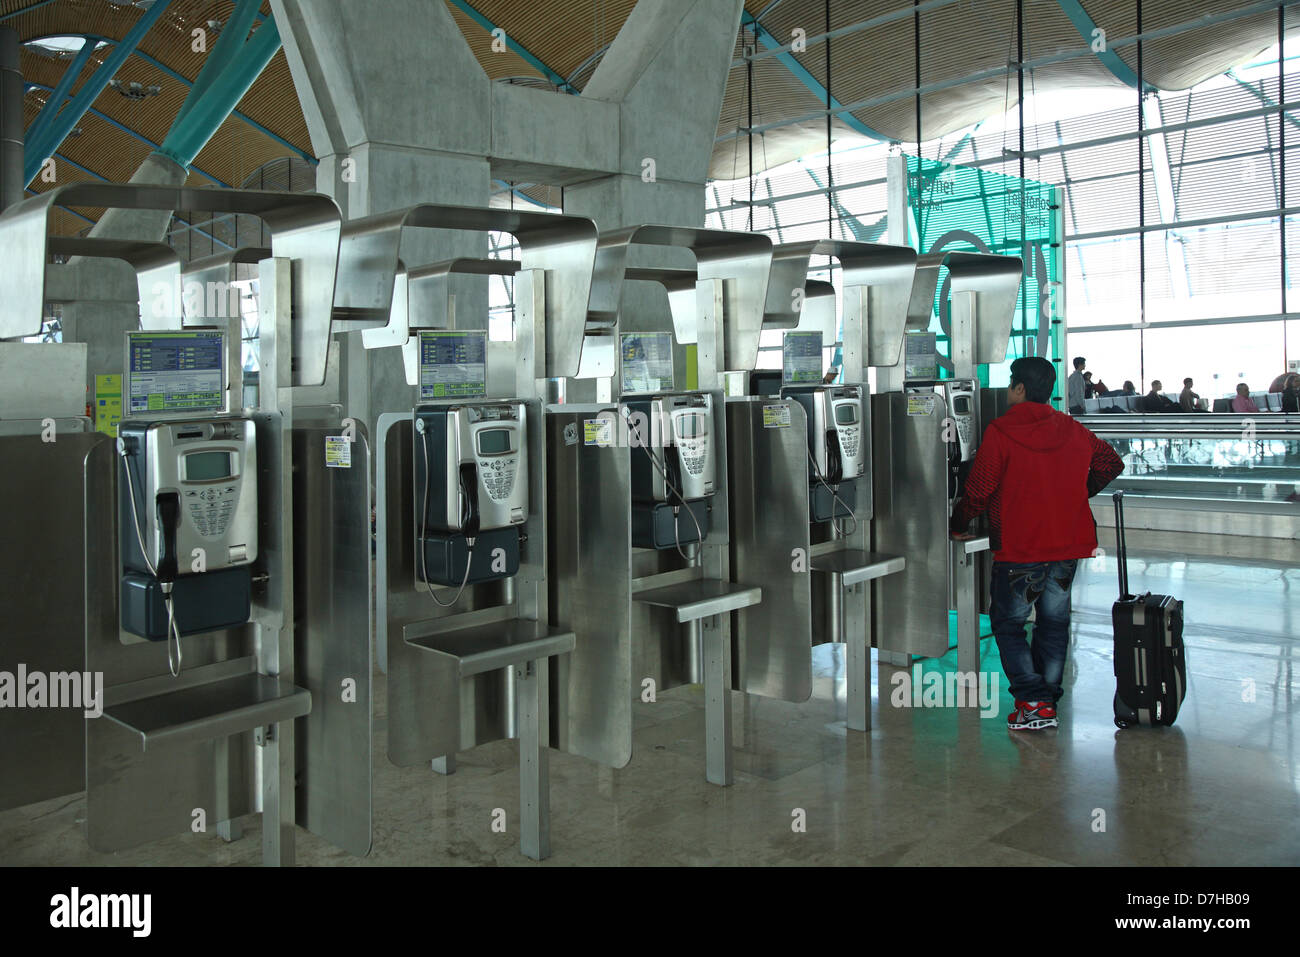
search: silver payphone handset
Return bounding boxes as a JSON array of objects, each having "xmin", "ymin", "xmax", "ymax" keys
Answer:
[
  {"xmin": 414, "ymin": 401, "xmax": 528, "ymax": 604},
  {"xmin": 117, "ymin": 418, "xmax": 259, "ymax": 674},
  {"xmin": 781, "ymin": 384, "xmax": 865, "ymax": 530},
  {"xmin": 117, "ymin": 330, "xmax": 256, "ymax": 676},
  {"xmin": 623, "ymin": 392, "xmax": 716, "ymax": 554},
  {"xmin": 942, "ymin": 380, "xmax": 977, "ymax": 504}
]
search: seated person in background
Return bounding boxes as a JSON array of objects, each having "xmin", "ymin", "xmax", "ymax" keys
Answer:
[
  {"xmin": 1283, "ymin": 375, "xmax": 1300, "ymax": 413},
  {"xmin": 822, "ymin": 368, "xmax": 839, "ymax": 384},
  {"xmin": 1082, "ymin": 372, "xmax": 1094, "ymax": 399},
  {"xmin": 1179, "ymin": 377, "xmax": 1203, "ymax": 412},
  {"xmin": 1231, "ymin": 382, "xmax": 1259, "ymax": 414},
  {"xmin": 1122, "ymin": 380, "xmax": 1137, "ymax": 395},
  {"xmin": 1140, "ymin": 380, "xmax": 1179, "ymax": 413}
]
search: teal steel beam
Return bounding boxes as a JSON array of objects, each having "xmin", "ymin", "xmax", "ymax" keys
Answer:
[
  {"xmin": 24, "ymin": 81, "xmax": 227, "ymax": 186},
  {"xmin": 25, "ymin": 37, "xmax": 98, "ymax": 154},
  {"xmin": 446, "ymin": 0, "xmax": 577, "ymax": 93},
  {"xmin": 1054, "ymin": 0, "xmax": 1155, "ymax": 91},
  {"xmin": 173, "ymin": 0, "xmax": 261, "ymax": 127},
  {"xmin": 1227, "ymin": 68, "xmax": 1300, "ymax": 135},
  {"xmin": 157, "ymin": 16, "xmax": 280, "ymax": 169},
  {"xmin": 23, "ymin": 0, "xmax": 174, "ymax": 185},
  {"xmin": 26, "ymin": 33, "xmax": 314, "ymax": 163},
  {"xmin": 741, "ymin": 11, "xmax": 889, "ymax": 142}
]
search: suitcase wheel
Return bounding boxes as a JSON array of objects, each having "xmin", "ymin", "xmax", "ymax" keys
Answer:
[{"xmin": 1113, "ymin": 691, "xmax": 1137, "ymax": 730}]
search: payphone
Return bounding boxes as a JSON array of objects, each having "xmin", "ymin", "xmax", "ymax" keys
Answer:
[
  {"xmin": 410, "ymin": 329, "xmax": 527, "ymax": 598},
  {"xmin": 413, "ymin": 400, "xmax": 528, "ymax": 595},
  {"xmin": 116, "ymin": 331, "xmax": 256, "ymax": 675},
  {"xmin": 623, "ymin": 391, "xmax": 716, "ymax": 551},
  {"xmin": 782, "ymin": 384, "xmax": 866, "ymax": 524}
]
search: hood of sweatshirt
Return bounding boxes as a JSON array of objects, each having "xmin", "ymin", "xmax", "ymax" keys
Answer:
[{"xmin": 990, "ymin": 400, "xmax": 1075, "ymax": 452}]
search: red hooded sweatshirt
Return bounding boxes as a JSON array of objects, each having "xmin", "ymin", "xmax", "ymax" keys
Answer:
[{"xmin": 950, "ymin": 401, "xmax": 1124, "ymax": 563}]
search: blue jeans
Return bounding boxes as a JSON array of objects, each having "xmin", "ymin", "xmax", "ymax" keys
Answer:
[{"xmin": 990, "ymin": 560, "xmax": 1078, "ymax": 705}]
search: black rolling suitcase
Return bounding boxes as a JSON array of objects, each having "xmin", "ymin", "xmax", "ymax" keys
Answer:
[{"xmin": 1111, "ymin": 491, "xmax": 1187, "ymax": 729}]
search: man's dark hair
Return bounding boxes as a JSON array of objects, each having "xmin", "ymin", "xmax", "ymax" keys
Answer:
[
  {"xmin": 1072, "ymin": 356, "xmax": 1086, "ymax": 370},
  {"xmin": 1010, "ymin": 356, "xmax": 1056, "ymax": 404},
  {"xmin": 1183, "ymin": 377, "xmax": 1193, "ymax": 386}
]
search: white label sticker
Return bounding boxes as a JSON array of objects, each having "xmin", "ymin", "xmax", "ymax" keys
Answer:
[
  {"xmin": 325, "ymin": 435, "xmax": 352, "ymax": 468},
  {"xmin": 762, "ymin": 404, "xmax": 791, "ymax": 428},
  {"xmin": 583, "ymin": 418, "xmax": 613, "ymax": 447},
  {"xmin": 906, "ymin": 395, "xmax": 938, "ymax": 417}
]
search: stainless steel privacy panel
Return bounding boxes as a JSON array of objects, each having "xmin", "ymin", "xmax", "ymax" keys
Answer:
[
  {"xmin": 903, "ymin": 251, "xmax": 1023, "ymax": 363},
  {"xmin": 546, "ymin": 405, "xmax": 634, "ymax": 768},
  {"xmin": 725, "ymin": 398, "xmax": 813, "ymax": 702},
  {"xmin": 84, "ymin": 440, "xmax": 256, "ymax": 852},
  {"xmin": 0, "ymin": 184, "xmax": 342, "ymax": 388},
  {"xmin": 292, "ymin": 422, "xmax": 373, "ymax": 857},
  {"xmin": 45, "ymin": 237, "xmax": 182, "ymax": 330},
  {"xmin": 871, "ymin": 392, "xmax": 951, "ymax": 659},
  {"xmin": 334, "ymin": 205, "xmax": 596, "ymax": 379},
  {"xmin": 589, "ymin": 225, "xmax": 773, "ymax": 372},
  {"xmin": 0, "ymin": 431, "xmax": 105, "ymax": 811}
]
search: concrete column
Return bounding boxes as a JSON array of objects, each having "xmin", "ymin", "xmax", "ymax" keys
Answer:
[
  {"xmin": 59, "ymin": 152, "xmax": 189, "ymax": 396},
  {"xmin": 272, "ymin": 0, "xmax": 493, "ymax": 422}
]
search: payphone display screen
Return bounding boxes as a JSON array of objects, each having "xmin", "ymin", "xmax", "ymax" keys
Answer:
[
  {"xmin": 621, "ymin": 332, "xmax": 675, "ymax": 393},
  {"xmin": 477, "ymin": 428, "xmax": 512, "ymax": 455},
  {"xmin": 126, "ymin": 331, "xmax": 225, "ymax": 414},
  {"xmin": 835, "ymin": 404, "xmax": 858, "ymax": 425},
  {"xmin": 184, "ymin": 450, "xmax": 233, "ymax": 481},
  {"xmin": 418, "ymin": 330, "xmax": 487, "ymax": 400},
  {"xmin": 952, "ymin": 395, "xmax": 971, "ymax": 416},
  {"xmin": 782, "ymin": 331, "xmax": 823, "ymax": 385},
  {"xmin": 675, "ymin": 413, "xmax": 707, "ymax": 439},
  {"xmin": 904, "ymin": 332, "xmax": 939, "ymax": 380}
]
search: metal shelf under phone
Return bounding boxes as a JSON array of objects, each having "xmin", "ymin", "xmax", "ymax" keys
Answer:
[
  {"xmin": 634, "ymin": 579, "xmax": 762, "ymax": 623},
  {"xmin": 102, "ymin": 671, "xmax": 312, "ymax": 753},
  {"xmin": 810, "ymin": 550, "xmax": 907, "ymax": 587},
  {"xmin": 405, "ymin": 619, "xmax": 576, "ymax": 677}
]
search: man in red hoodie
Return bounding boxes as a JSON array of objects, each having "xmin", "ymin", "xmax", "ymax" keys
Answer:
[{"xmin": 950, "ymin": 356, "xmax": 1125, "ymax": 731}]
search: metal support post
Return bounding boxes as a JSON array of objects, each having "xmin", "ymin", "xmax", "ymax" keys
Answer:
[
  {"xmin": 701, "ymin": 613, "xmax": 734, "ymax": 786},
  {"xmin": 516, "ymin": 657, "xmax": 550, "ymax": 861},
  {"xmin": 845, "ymin": 581, "xmax": 870, "ymax": 732}
]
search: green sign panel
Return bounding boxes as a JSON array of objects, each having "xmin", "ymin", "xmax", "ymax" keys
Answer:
[{"xmin": 904, "ymin": 155, "xmax": 1064, "ymax": 405}]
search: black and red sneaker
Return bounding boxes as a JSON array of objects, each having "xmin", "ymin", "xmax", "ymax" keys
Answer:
[{"xmin": 1007, "ymin": 700, "xmax": 1058, "ymax": 731}]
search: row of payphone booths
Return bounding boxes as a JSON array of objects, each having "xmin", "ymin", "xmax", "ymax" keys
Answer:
[{"xmin": 0, "ymin": 184, "xmax": 1022, "ymax": 864}]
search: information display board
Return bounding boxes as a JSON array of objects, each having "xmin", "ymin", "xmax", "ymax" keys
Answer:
[
  {"xmin": 126, "ymin": 330, "xmax": 225, "ymax": 415},
  {"xmin": 620, "ymin": 332, "xmax": 675, "ymax": 393},
  {"xmin": 904, "ymin": 332, "xmax": 939, "ymax": 380},
  {"xmin": 782, "ymin": 331, "xmax": 823, "ymax": 386},
  {"xmin": 418, "ymin": 330, "xmax": 488, "ymax": 400}
]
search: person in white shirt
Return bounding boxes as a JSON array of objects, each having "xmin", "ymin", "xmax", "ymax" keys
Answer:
[{"xmin": 1067, "ymin": 356, "xmax": 1086, "ymax": 414}]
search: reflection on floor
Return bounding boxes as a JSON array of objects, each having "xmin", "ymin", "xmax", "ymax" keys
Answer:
[{"xmin": 1, "ymin": 549, "xmax": 1296, "ymax": 866}]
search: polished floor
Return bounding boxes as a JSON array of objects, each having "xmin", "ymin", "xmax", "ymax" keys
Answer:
[{"xmin": 2, "ymin": 546, "xmax": 1296, "ymax": 866}]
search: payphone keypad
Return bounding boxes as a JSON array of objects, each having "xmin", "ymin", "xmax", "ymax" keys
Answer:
[
  {"xmin": 186, "ymin": 485, "xmax": 240, "ymax": 538},
  {"xmin": 478, "ymin": 456, "xmax": 518, "ymax": 504}
]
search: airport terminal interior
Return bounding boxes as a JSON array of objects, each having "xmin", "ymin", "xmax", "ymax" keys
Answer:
[{"xmin": 0, "ymin": 0, "xmax": 1297, "ymax": 870}]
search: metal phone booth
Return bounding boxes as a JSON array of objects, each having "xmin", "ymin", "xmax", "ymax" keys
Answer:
[
  {"xmin": 364, "ymin": 204, "xmax": 597, "ymax": 861},
  {"xmin": 872, "ymin": 251, "xmax": 1022, "ymax": 675}
]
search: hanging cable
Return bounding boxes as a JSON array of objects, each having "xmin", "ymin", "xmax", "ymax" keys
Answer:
[{"xmin": 118, "ymin": 442, "xmax": 183, "ymax": 678}]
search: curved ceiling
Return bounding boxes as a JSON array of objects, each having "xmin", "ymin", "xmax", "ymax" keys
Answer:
[{"xmin": 7, "ymin": 0, "xmax": 1292, "ymax": 234}]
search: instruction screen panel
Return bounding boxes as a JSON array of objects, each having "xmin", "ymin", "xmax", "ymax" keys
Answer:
[
  {"xmin": 127, "ymin": 330, "xmax": 225, "ymax": 414},
  {"xmin": 782, "ymin": 331, "xmax": 823, "ymax": 385},
  {"xmin": 418, "ymin": 330, "xmax": 488, "ymax": 400},
  {"xmin": 621, "ymin": 332, "xmax": 675, "ymax": 393}
]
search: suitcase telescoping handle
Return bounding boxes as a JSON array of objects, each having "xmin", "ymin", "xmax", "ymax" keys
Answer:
[{"xmin": 1113, "ymin": 490, "xmax": 1129, "ymax": 598}]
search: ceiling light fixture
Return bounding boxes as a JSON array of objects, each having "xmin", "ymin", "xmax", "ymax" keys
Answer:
[{"xmin": 109, "ymin": 79, "xmax": 162, "ymax": 101}]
